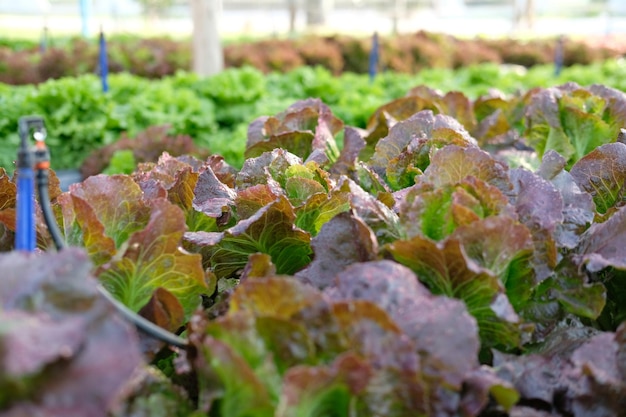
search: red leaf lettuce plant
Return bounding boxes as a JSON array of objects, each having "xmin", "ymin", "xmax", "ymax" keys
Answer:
[{"xmin": 1, "ymin": 85, "xmax": 626, "ymax": 416}]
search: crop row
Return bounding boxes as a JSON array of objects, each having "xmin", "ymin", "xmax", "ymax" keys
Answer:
[
  {"xmin": 1, "ymin": 59, "xmax": 626, "ymax": 174},
  {"xmin": 1, "ymin": 79, "xmax": 626, "ymax": 416},
  {"xmin": 2, "ymin": 31, "xmax": 625, "ymax": 85}
]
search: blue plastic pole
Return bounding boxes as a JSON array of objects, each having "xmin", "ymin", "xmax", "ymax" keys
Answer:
[
  {"xmin": 99, "ymin": 30, "xmax": 109, "ymax": 93},
  {"xmin": 369, "ymin": 32, "xmax": 379, "ymax": 82},
  {"xmin": 15, "ymin": 167, "xmax": 36, "ymax": 252},
  {"xmin": 40, "ymin": 27, "xmax": 48, "ymax": 53},
  {"xmin": 80, "ymin": 0, "xmax": 90, "ymax": 38},
  {"xmin": 554, "ymin": 35, "xmax": 564, "ymax": 77}
]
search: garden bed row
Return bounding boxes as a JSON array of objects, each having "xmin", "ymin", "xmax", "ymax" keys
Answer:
[
  {"xmin": 1, "ymin": 31, "xmax": 626, "ymax": 84},
  {"xmin": 1, "ymin": 80, "xmax": 626, "ymax": 416},
  {"xmin": 2, "ymin": 59, "xmax": 625, "ymax": 173}
]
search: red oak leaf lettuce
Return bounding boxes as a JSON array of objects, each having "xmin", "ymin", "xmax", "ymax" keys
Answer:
[{"xmin": 0, "ymin": 248, "xmax": 142, "ymax": 417}]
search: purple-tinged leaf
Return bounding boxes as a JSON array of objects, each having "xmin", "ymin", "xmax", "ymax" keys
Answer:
[
  {"xmin": 617, "ymin": 322, "xmax": 626, "ymax": 380},
  {"xmin": 495, "ymin": 325, "xmax": 626, "ymax": 417},
  {"xmin": 577, "ymin": 205, "xmax": 626, "ymax": 272},
  {"xmin": 384, "ymin": 151, "xmax": 424, "ymax": 191},
  {"xmin": 245, "ymin": 130, "xmax": 315, "ymax": 160},
  {"xmin": 68, "ymin": 175, "xmax": 151, "ymax": 249},
  {"xmin": 340, "ymin": 178, "xmax": 403, "ymax": 245},
  {"xmin": 0, "ymin": 169, "xmax": 16, "ymax": 250},
  {"xmin": 510, "ymin": 168, "xmax": 562, "ymax": 281},
  {"xmin": 367, "ymin": 110, "xmax": 476, "ymax": 191},
  {"xmin": 210, "ymin": 277, "xmax": 422, "ymax": 409},
  {"xmin": 133, "ymin": 152, "xmax": 193, "ymax": 190},
  {"xmin": 423, "ymin": 144, "xmax": 511, "ymax": 194},
  {"xmin": 109, "ymin": 366, "xmax": 194, "ymax": 417},
  {"xmin": 0, "ymin": 208, "xmax": 16, "ymax": 251},
  {"xmin": 297, "ymin": 212, "xmax": 378, "ymax": 289},
  {"xmin": 369, "ymin": 111, "xmax": 476, "ymax": 189},
  {"xmin": 326, "ymin": 261, "xmax": 479, "ymax": 390},
  {"xmin": 45, "ymin": 169, "xmax": 63, "ymax": 201},
  {"xmin": 247, "ymin": 115, "xmax": 269, "ymax": 148},
  {"xmin": 364, "ymin": 96, "xmax": 440, "ymax": 157},
  {"xmin": 99, "ymin": 198, "xmax": 208, "ymax": 317},
  {"xmin": 277, "ymin": 353, "xmax": 371, "ymax": 417},
  {"xmin": 235, "ymin": 184, "xmax": 281, "ymax": 219},
  {"xmin": 206, "ymin": 154, "xmax": 238, "ymax": 188},
  {"xmin": 55, "ymin": 193, "xmax": 117, "ymax": 267},
  {"xmin": 405, "ymin": 86, "xmax": 476, "ymax": 132},
  {"xmin": 325, "ymin": 260, "xmax": 430, "ymax": 315},
  {"xmin": 330, "ymin": 300, "xmax": 429, "ymax": 416},
  {"xmin": 0, "ymin": 248, "xmax": 142, "ymax": 417},
  {"xmin": 255, "ymin": 316, "xmax": 314, "ymax": 373},
  {"xmin": 493, "ymin": 352, "xmax": 558, "ymax": 410},
  {"xmin": 0, "ymin": 311, "xmax": 84, "ymax": 378},
  {"xmin": 567, "ymin": 332, "xmax": 626, "ymax": 416},
  {"xmin": 245, "ymin": 99, "xmax": 343, "ymax": 163},
  {"xmin": 230, "ymin": 277, "xmax": 324, "ymax": 319},
  {"xmin": 264, "ymin": 99, "xmax": 343, "ymax": 137},
  {"xmin": 164, "ymin": 166, "xmax": 197, "ymax": 209},
  {"xmin": 284, "ymin": 175, "xmax": 326, "ymax": 208},
  {"xmin": 330, "ymin": 126, "xmax": 366, "ymax": 176},
  {"xmin": 136, "ymin": 177, "xmax": 169, "ymax": 200},
  {"xmin": 236, "ymin": 148, "xmax": 302, "ymax": 190},
  {"xmin": 137, "ymin": 287, "xmax": 186, "ymax": 358},
  {"xmin": 204, "ymin": 196, "xmax": 312, "ymax": 278},
  {"xmin": 452, "ymin": 215, "xmax": 533, "ymax": 280},
  {"xmin": 294, "ymin": 186, "xmax": 350, "ymax": 236},
  {"xmin": 136, "ymin": 163, "xmax": 218, "ymax": 233},
  {"xmin": 440, "ymin": 90, "xmax": 477, "ymax": 132},
  {"xmin": 354, "ymin": 161, "xmax": 392, "ymax": 196},
  {"xmin": 548, "ymin": 264, "xmax": 606, "ymax": 320},
  {"xmin": 0, "ymin": 168, "xmax": 16, "ymax": 210},
  {"xmin": 200, "ymin": 312, "xmax": 281, "ymax": 387},
  {"xmin": 387, "ymin": 236, "xmax": 524, "ymax": 348},
  {"xmin": 588, "ymin": 84, "xmax": 626, "ymax": 136},
  {"xmin": 473, "ymin": 108, "xmax": 511, "ymax": 145},
  {"xmin": 191, "ymin": 336, "xmax": 275, "ymax": 417},
  {"xmin": 193, "ymin": 166, "xmax": 237, "ymax": 219},
  {"xmin": 526, "ymin": 85, "xmax": 616, "ymax": 167},
  {"xmin": 399, "ymin": 176, "xmax": 514, "ymax": 241},
  {"xmin": 570, "ymin": 142, "xmax": 626, "ymax": 215},
  {"xmin": 138, "ymin": 287, "xmax": 185, "ymax": 334},
  {"xmin": 537, "ymin": 150, "xmax": 595, "ymax": 249},
  {"xmin": 525, "ymin": 87, "xmax": 574, "ymax": 159},
  {"xmin": 240, "ymin": 252, "xmax": 276, "ymax": 280},
  {"xmin": 460, "ymin": 366, "xmax": 519, "ymax": 416}
]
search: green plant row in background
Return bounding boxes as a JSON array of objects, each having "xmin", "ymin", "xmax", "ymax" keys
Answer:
[
  {"xmin": 1, "ymin": 31, "xmax": 625, "ymax": 85},
  {"xmin": 1, "ymin": 59, "xmax": 625, "ymax": 172}
]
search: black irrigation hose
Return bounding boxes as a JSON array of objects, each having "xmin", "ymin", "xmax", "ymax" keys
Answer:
[
  {"xmin": 36, "ymin": 169, "xmax": 65, "ymax": 251},
  {"xmin": 96, "ymin": 283, "xmax": 188, "ymax": 349},
  {"xmin": 36, "ymin": 168, "xmax": 189, "ymax": 349}
]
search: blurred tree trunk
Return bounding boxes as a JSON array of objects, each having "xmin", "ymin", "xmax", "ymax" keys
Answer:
[
  {"xmin": 191, "ymin": 0, "xmax": 224, "ymax": 76},
  {"xmin": 306, "ymin": 0, "xmax": 333, "ymax": 27},
  {"xmin": 526, "ymin": 0, "xmax": 535, "ymax": 29},
  {"xmin": 513, "ymin": 0, "xmax": 534, "ymax": 31},
  {"xmin": 392, "ymin": 0, "xmax": 406, "ymax": 34},
  {"xmin": 288, "ymin": 0, "xmax": 297, "ymax": 34}
]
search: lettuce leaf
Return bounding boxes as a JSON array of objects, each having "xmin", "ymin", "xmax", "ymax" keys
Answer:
[
  {"xmin": 98, "ymin": 198, "xmax": 208, "ymax": 317},
  {"xmin": 189, "ymin": 195, "xmax": 312, "ymax": 279},
  {"xmin": 526, "ymin": 84, "xmax": 624, "ymax": 167},
  {"xmin": 570, "ymin": 142, "xmax": 626, "ymax": 215},
  {"xmin": 0, "ymin": 248, "xmax": 142, "ymax": 416}
]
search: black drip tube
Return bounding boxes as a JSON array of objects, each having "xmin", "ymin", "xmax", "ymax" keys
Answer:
[{"xmin": 36, "ymin": 168, "xmax": 188, "ymax": 349}]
